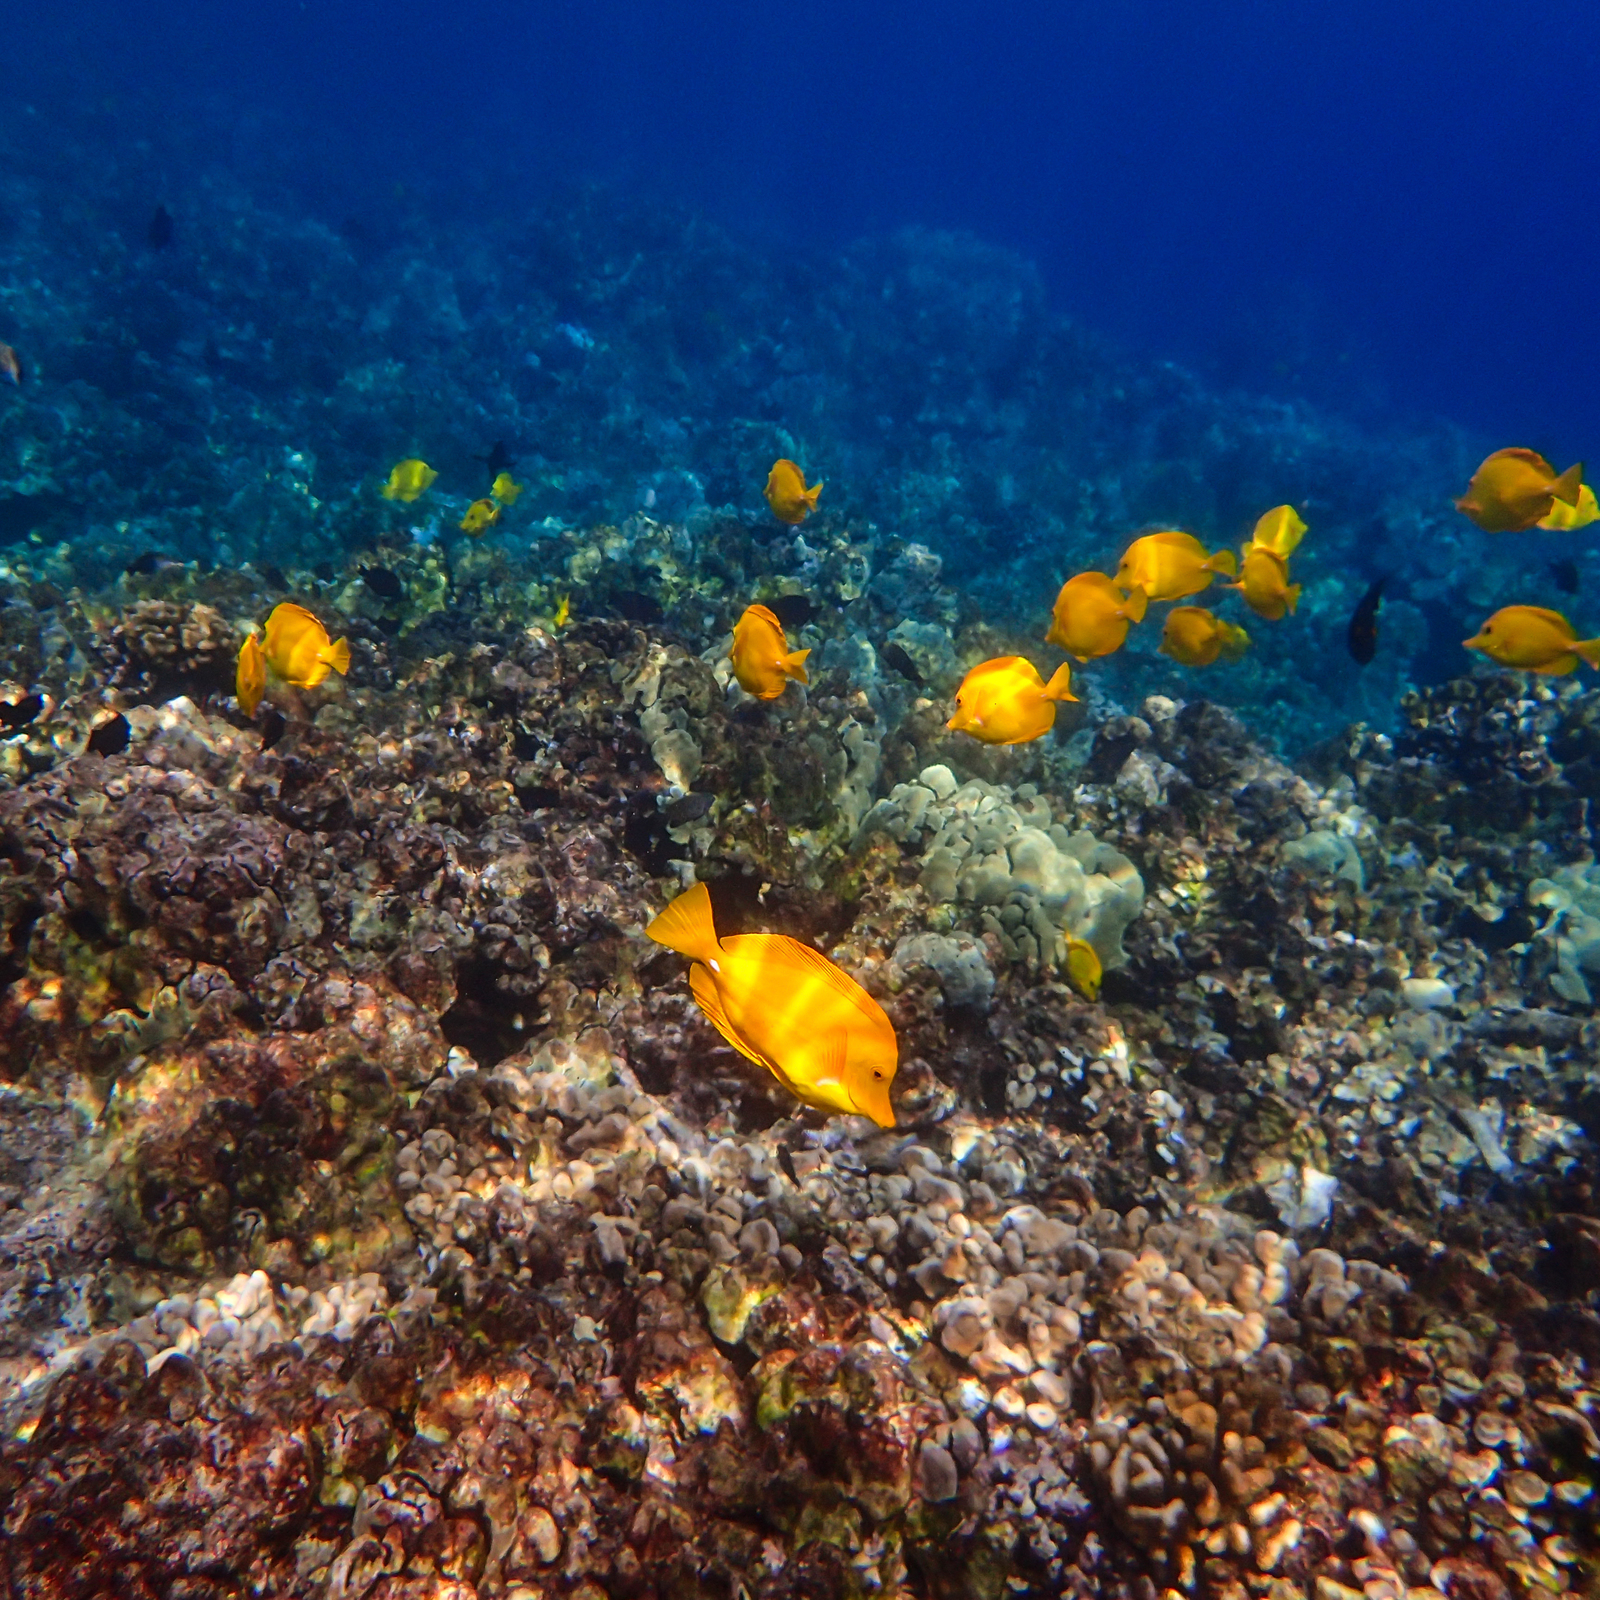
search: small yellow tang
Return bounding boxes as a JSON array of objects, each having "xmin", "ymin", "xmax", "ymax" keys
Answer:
[
  {"xmin": 1115, "ymin": 531, "xmax": 1237, "ymax": 603},
  {"xmin": 459, "ymin": 497, "xmax": 502, "ymax": 536},
  {"xmin": 1463, "ymin": 605, "xmax": 1600, "ymax": 674},
  {"xmin": 1065, "ymin": 938, "xmax": 1102, "ymax": 1001},
  {"xmin": 1045, "ymin": 572, "xmax": 1148, "ymax": 661},
  {"xmin": 236, "ymin": 632, "xmax": 266, "ymax": 716},
  {"xmin": 263, "ymin": 602, "xmax": 351, "ymax": 688},
  {"xmin": 763, "ymin": 459, "xmax": 822, "ymax": 525},
  {"xmin": 381, "ymin": 458, "xmax": 438, "ymax": 502},
  {"xmin": 1160, "ymin": 607, "xmax": 1251, "ymax": 667},
  {"xmin": 553, "ymin": 594, "xmax": 571, "ymax": 630},
  {"xmin": 947, "ymin": 656, "xmax": 1077, "ymax": 746},
  {"xmin": 732, "ymin": 604, "xmax": 810, "ymax": 700},
  {"xmin": 1249, "ymin": 505, "xmax": 1307, "ymax": 558},
  {"xmin": 1456, "ymin": 448, "xmax": 1583, "ymax": 533},
  {"xmin": 491, "ymin": 472, "xmax": 523, "ymax": 504},
  {"xmin": 1538, "ymin": 482, "xmax": 1600, "ymax": 531},
  {"xmin": 647, "ymin": 881, "xmax": 898, "ymax": 1127},
  {"xmin": 1230, "ymin": 545, "xmax": 1302, "ymax": 621}
]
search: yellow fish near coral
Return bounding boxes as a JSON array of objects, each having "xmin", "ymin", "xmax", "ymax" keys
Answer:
[
  {"xmin": 1115, "ymin": 531, "xmax": 1237, "ymax": 603},
  {"xmin": 732, "ymin": 604, "xmax": 810, "ymax": 700},
  {"xmin": 1160, "ymin": 607, "xmax": 1251, "ymax": 667},
  {"xmin": 263, "ymin": 602, "xmax": 351, "ymax": 687},
  {"xmin": 947, "ymin": 656, "xmax": 1076, "ymax": 745},
  {"xmin": 236, "ymin": 633, "xmax": 266, "ymax": 716},
  {"xmin": 459, "ymin": 497, "xmax": 502, "ymax": 536},
  {"xmin": 1456, "ymin": 448, "xmax": 1584, "ymax": 533},
  {"xmin": 1230, "ymin": 545, "xmax": 1302, "ymax": 621},
  {"xmin": 1065, "ymin": 938, "xmax": 1102, "ymax": 1002},
  {"xmin": 381, "ymin": 458, "xmax": 438, "ymax": 502},
  {"xmin": 1538, "ymin": 482, "xmax": 1600, "ymax": 531},
  {"xmin": 1463, "ymin": 605, "xmax": 1600, "ymax": 674},
  {"xmin": 763, "ymin": 459, "xmax": 822, "ymax": 525},
  {"xmin": 647, "ymin": 880, "xmax": 898, "ymax": 1127},
  {"xmin": 491, "ymin": 472, "xmax": 523, "ymax": 505},
  {"xmin": 552, "ymin": 594, "xmax": 572, "ymax": 630},
  {"xmin": 1249, "ymin": 505, "xmax": 1307, "ymax": 558},
  {"xmin": 1045, "ymin": 572, "xmax": 1148, "ymax": 661}
]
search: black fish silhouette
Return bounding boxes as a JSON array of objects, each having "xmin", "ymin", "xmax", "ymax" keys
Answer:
[
  {"xmin": 1455, "ymin": 904, "xmax": 1536, "ymax": 952},
  {"xmin": 1347, "ymin": 576, "xmax": 1388, "ymax": 667},
  {"xmin": 148, "ymin": 205, "xmax": 174, "ymax": 249},
  {"xmin": 1551, "ymin": 558, "xmax": 1580, "ymax": 596},
  {"xmin": 766, "ymin": 593, "xmax": 814, "ymax": 629},
  {"xmin": 0, "ymin": 694, "xmax": 43, "ymax": 731},
  {"xmin": 123, "ymin": 551, "xmax": 177, "ymax": 576},
  {"xmin": 87, "ymin": 713, "xmax": 131, "ymax": 756},
  {"xmin": 475, "ymin": 441, "xmax": 515, "ymax": 479},
  {"xmin": 880, "ymin": 641, "xmax": 924, "ymax": 686},
  {"xmin": 359, "ymin": 564, "xmax": 404, "ymax": 601},
  {"xmin": 662, "ymin": 792, "xmax": 715, "ymax": 826}
]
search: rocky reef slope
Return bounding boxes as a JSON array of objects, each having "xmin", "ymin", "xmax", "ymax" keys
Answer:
[{"xmin": 0, "ymin": 548, "xmax": 1595, "ymax": 1598}]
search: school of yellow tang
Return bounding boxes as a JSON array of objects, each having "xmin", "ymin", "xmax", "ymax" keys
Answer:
[{"xmin": 219, "ymin": 446, "xmax": 1600, "ymax": 1134}]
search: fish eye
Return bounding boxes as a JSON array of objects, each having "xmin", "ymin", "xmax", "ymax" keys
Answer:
[{"xmin": 872, "ymin": 1070, "xmax": 884, "ymax": 1080}]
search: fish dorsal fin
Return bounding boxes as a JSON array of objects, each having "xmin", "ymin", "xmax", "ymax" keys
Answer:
[
  {"xmin": 745, "ymin": 603, "xmax": 783, "ymax": 631},
  {"xmin": 688, "ymin": 962, "xmax": 770, "ymax": 1069},
  {"xmin": 1523, "ymin": 606, "xmax": 1577, "ymax": 633},
  {"xmin": 762, "ymin": 936, "xmax": 886, "ymax": 1028}
]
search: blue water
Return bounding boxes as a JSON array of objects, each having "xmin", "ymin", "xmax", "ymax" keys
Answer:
[{"xmin": 14, "ymin": 0, "xmax": 1599, "ymax": 448}]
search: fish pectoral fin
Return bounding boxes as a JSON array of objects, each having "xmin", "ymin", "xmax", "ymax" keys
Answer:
[{"xmin": 687, "ymin": 963, "xmax": 770, "ymax": 1069}]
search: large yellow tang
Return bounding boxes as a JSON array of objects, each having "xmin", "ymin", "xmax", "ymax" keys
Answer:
[
  {"xmin": 1463, "ymin": 605, "xmax": 1600, "ymax": 674},
  {"xmin": 1115, "ymin": 530, "xmax": 1237, "ymax": 603},
  {"xmin": 1046, "ymin": 571, "xmax": 1147, "ymax": 661},
  {"xmin": 1456, "ymin": 448, "xmax": 1583, "ymax": 533},
  {"xmin": 263, "ymin": 603, "xmax": 351, "ymax": 688},
  {"xmin": 381, "ymin": 458, "xmax": 438, "ymax": 502},
  {"xmin": 647, "ymin": 881, "xmax": 898, "ymax": 1127},
  {"xmin": 763, "ymin": 458, "xmax": 822, "ymax": 524},
  {"xmin": 1249, "ymin": 504, "xmax": 1307, "ymax": 558}
]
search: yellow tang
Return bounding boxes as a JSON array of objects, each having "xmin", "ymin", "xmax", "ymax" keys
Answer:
[
  {"xmin": 1463, "ymin": 605, "xmax": 1600, "ymax": 674},
  {"xmin": 1250, "ymin": 504, "xmax": 1307, "ymax": 558},
  {"xmin": 236, "ymin": 632, "xmax": 266, "ymax": 716},
  {"xmin": 732, "ymin": 604, "xmax": 810, "ymax": 700},
  {"xmin": 491, "ymin": 471, "xmax": 523, "ymax": 504},
  {"xmin": 263, "ymin": 602, "xmax": 351, "ymax": 689},
  {"xmin": 1230, "ymin": 545, "xmax": 1302, "ymax": 621},
  {"xmin": 553, "ymin": 594, "xmax": 571, "ymax": 630},
  {"xmin": 647, "ymin": 881, "xmax": 898, "ymax": 1127},
  {"xmin": 763, "ymin": 458, "xmax": 822, "ymax": 525},
  {"xmin": 1065, "ymin": 937, "xmax": 1102, "ymax": 1001},
  {"xmin": 1045, "ymin": 571, "xmax": 1148, "ymax": 661},
  {"xmin": 947, "ymin": 656, "xmax": 1076, "ymax": 746},
  {"xmin": 1115, "ymin": 531, "xmax": 1237, "ymax": 603},
  {"xmin": 459, "ymin": 497, "xmax": 502, "ymax": 536},
  {"xmin": 1160, "ymin": 607, "xmax": 1251, "ymax": 667},
  {"xmin": 381, "ymin": 458, "xmax": 438, "ymax": 502},
  {"xmin": 1538, "ymin": 482, "xmax": 1600, "ymax": 531},
  {"xmin": 1456, "ymin": 448, "xmax": 1583, "ymax": 533}
]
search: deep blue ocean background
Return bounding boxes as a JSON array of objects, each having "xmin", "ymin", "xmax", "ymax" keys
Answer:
[
  {"xmin": 7, "ymin": 0, "xmax": 1600, "ymax": 747},
  {"xmin": 16, "ymin": 0, "xmax": 1596, "ymax": 443}
]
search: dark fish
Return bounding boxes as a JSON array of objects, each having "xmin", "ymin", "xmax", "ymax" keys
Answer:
[
  {"xmin": 374, "ymin": 613, "xmax": 404, "ymax": 637},
  {"xmin": 359, "ymin": 564, "xmax": 404, "ymax": 601},
  {"xmin": 87, "ymin": 713, "xmax": 131, "ymax": 756},
  {"xmin": 262, "ymin": 564, "xmax": 288, "ymax": 590},
  {"xmin": 1551, "ymin": 558, "xmax": 1581, "ymax": 595},
  {"xmin": 610, "ymin": 589, "xmax": 663, "ymax": 623},
  {"xmin": 123, "ymin": 551, "xmax": 174, "ymax": 577},
  {"xmin": 475, "ymin": 440, "xmax": 515, "ymax": 478},
  {"xmin": 1347, "ymin": 576, "xmax": 1388, "ymax": 667},
  {"xmin": 148, "ymin": 205, "xmax": 174, "ymax": 249},
  {"xmin": 1455, "ymin": 904, "xmax": 1537, "ymax": 952},
  {"xmin": 258, "ymin": 708, "xmax": 287, "ymax": 752},
  {"xmin": 766, "ymin": 593, "xmax": 814, "ymax": 629},
  {"xmin": 662, "ymin": 792, "xmax": 715, "ymax": 826},
  {"xmin": 313, "ymin": 562, "xmax": 335, "ymax": 582},
  {"xmin": 0, "ymin": 694, "xmax": 43, "ymax": 731},
  {"xmin": 879, "ymin": 640, "xmax": 924, "ymax": 686}
]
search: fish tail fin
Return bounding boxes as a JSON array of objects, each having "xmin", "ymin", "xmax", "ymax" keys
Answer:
[
  {"xmin": 1120, "ymin": 587, "xmax": 1149, "ymax": 624},
  {"xmin": 326, "ymin": 638, "xmax": 352, "ymax": 676},
  {"xmin": 1551, "ymin": 463, "xmax": 1584, "ymax": 507},
  {"xmin": 784, "ymin": 647, "xmax": 811, "ymax": 685},
  {"xmin": 1285, "ymin": 583, "xmax": 1302, "ymax": 616},
  {"xmin": 1209, "ymin": 548, "xmax": 1238, "ymax": 577},
  {"xmin": 1042, "ymin": 663, "xmax": 1078, "ymax": 703},
  {"xmin": 806, "ymin": 481, "xmax": 823, "ymax": 508},
  {"xmin": 646, "ymin": 880, "xmax": 720, "ymax": 961},
  {"xmin": 1574, "ymin": 637, "xmax": 1600, "ymax": 669}
]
